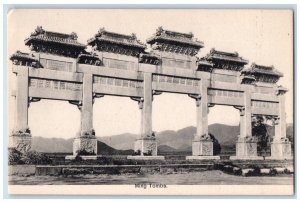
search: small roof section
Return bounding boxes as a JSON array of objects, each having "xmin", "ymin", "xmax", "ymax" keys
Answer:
[
  {"xmin": 24, "ymin": 26, "xmax": 86, "ymax": 49},
  {"xmin": 10, "ymin": 50, "xmax": 37, "ymax": 62},
  {"xmin": 87, "ymin": 27, "xmax": 146, "ymax": 50},
  {"xmin": 205, "ymin": 48, "xmax": 248, "ymax": 64},
  {"xmin": 147, "ymin": 26, "xmax": 204, "ymax": 48},
  {"xmin": 242, "ymin": 63, "xmax": 283, "ymax": 77}
]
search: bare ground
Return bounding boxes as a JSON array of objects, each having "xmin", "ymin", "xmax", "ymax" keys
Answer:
[{"xmin": 9, "ymin": 170, "xmax": 293, "ymax": 185}]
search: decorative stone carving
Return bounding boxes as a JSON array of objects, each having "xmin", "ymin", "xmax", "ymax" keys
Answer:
[
  {"xmin": 68, "ymin": 100, "xmax": 82, "ymax": 110},
  {"xmin": 77, "ymin": 128, "xmax": 96, "ymax": 138},
  {"xmin": 152, "ymin": 90, "xmax": 163, "ymax": 101},
  {"xmin": 92, "ymin": 93, "xmax": 104, "ymax": 104},
  {"xmin": 147, "ymin": 26, "xmax": 204, "ymax": 56},
  {"xmin": 235, "ymin": 136, "xmax": 259, "ymax": 158},
  {"xmin": 134, "ymin": 138, "xmax": 157, "ymax": 156},
  {"xmin": 233, "ymin": 106, "xmax": 245, "ymax": 116},
  {"xmin": 25, "ymin": 26, "xmax": 86, "ymax": 58},
  {"xmin": 188, "ymin": 94, "xmax": 201, "ymax": 107},
  {"xmin": 73, "ymin": 137, "xmax": 97, "ymax": 155},
  {"xmin": 276, "ymin": 85, "xmax": 288, "ymax": 95},
  {"xmin": 87, "ymin": 27, "xmax": 146, "ymax": 57},
  {"xmin": 28, "ymin": 97, "xmax": 41, "ymax": 107},
  {"xmin": 10, "ymin": 51, "xmax": 40, "ymax": 68},
  {"xmin": 241, "ymin": 63, "xmax": 283, "ymax": 84},
  {"xmin": 205, "ymin": 48, "xmax": 248, "ymax": 72},
  {"xmin": 11, "ymin": 128, "xmax": 32, "ymax": 153},
  {"xmin": 130, "ymin": 97, "xmax": 144, "ymax": 109}
]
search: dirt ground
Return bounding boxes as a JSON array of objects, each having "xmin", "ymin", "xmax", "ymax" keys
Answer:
[{"xmin": 9, "ymin": 170, "xmax": 293, "ymax": 185}]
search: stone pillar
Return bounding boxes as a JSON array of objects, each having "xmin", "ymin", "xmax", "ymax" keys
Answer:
[
  {"xmin": 135, "ymin": 72, "xmax": 157, "ymax": 156},
  {"xmin": 72, "ymin": 73, "xmax": 97, "ymax": 157},
  {"xmin": 11, "ymin": 67, "xmax": 31, "ymax": 153},
  {"xmin": 186, "ymin": 80, "xmax": 219, "ymax": 160},
  {"xmin": 231, "ymin": 91, "xmax": 261, "ymax": 160},
  {"xmin": 269, "ymin": 91, "xmax": 292, "ymax": 159},
  {"xmin": 128, "ymin": 73, "xmax": 164, "ymax": 160}
]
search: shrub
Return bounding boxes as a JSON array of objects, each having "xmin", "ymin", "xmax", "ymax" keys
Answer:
[
  {"xmin": 8, "ymin": 148, "xmax": 23, "ymax": 165},
  {"xmin": 21, "ymin": 150, "xmax": 52, "ymax": 165},
  {"xmin": 76, "ymin": 149, "xmax": 95, "ymax": 156}
]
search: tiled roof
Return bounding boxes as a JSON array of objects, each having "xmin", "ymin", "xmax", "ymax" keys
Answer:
[
  {"xmin": 198, "ymin": 58, "xmax": 213, "ymax": 67},
  {"xmin": 146, "ymin": 26, "xmax": 204, "ymax": 48},
  {"xmin": 24, "ymin": 26, "xmax": 86, "ymax": 48},
  {"xmin": 87, "ymin": 28, "xmax": 146, "ymax": 49},
  {"xmin": 10, "ymin": 51, "xmax": 37, "ymax": 62},
  {"xmin": 242, "ymin": 63, "xmax": 283, "ymax": 77},
  {"xmin": 206, "ymin": 48, "xmax": 248, "ymax": 64}
]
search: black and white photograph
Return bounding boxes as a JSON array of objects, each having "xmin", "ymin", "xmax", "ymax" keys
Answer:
[{"xmin": 6, "ymin": 8, "xmax": 294, "ymax": 196}]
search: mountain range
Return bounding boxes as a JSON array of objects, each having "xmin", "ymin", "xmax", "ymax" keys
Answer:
[{"xmin": 31, "ymin": 123, "xmax": 293, "ymax": 154}]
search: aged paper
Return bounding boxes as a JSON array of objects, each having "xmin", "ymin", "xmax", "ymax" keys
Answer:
[{"xmin": 7, "ymin": 9, "xmax": 294, "ymax": 195}]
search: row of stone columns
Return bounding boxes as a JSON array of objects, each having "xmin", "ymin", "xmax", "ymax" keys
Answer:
[{"xmin": 12, "ymin": 70, "xmax": 292, "ymax": 160}]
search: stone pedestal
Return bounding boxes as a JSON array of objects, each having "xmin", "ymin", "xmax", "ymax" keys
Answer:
[
  {"xmin": 192, "ymin": 140, "xmax": 213, "ymax": 156},
  {"xmin": 133, "ymin": 138, "xmax": 157, "ymax": 156},
  {"xmin": 267, "ymin": 138, "xmax": 292, "ymax": 160},
  {"xmin": 186, "ymin": 135, "xmax": 220, "ymax": 160},
  {"xmin": 72, "ymin": 137, "xmax": 97, "ymax": 155},
  {"xmin": 230, "ymin": 137, "xmax": 263, "ymax": 160},
  {"xmin": 10, "ymin": 133, "xmax": 32, "ymax": 153}
]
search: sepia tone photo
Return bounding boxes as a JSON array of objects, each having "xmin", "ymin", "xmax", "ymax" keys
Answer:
[{"xmin": 7, "ymin": 9, "xmax": 294, "ymax": 195}]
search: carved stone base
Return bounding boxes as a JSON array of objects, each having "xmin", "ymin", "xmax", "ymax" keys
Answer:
[
  {"xmin": 268, "ymin": 139, "xmax": 292, "ymax": 160},
  {"xmin": 192, "ymin": 140, "xmax": 213, "ymax": 156},
  {"xmin": 133, "ymin": 138, "xmax": 157, "ymax": 156},
  {"xmin": 73, "ymin": 137, "xmax": 97, "ymax": 156},
  {"xmin": 10, "ymin": 134, "xmax": 32, "ymax": 153},
  {"xmin": 233, "ymin": 137, "xmax": 259, "ymax": 159}
]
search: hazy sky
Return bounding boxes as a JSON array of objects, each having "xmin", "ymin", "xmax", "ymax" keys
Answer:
[{"xmin": 8, "ymin": 9, "xmax": 293, "ymax": 138}]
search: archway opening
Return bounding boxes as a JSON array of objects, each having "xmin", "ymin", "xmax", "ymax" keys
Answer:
[
  {"xmin": 28, "ymin": 99, "xmax": 80, "ymax": 154},
  {"xmin": 208, "ymin": 105, "xmax": 240, "ymax": 156},
  {"xmin": 152, "ymin": 92, "xmax": 196, "ymax": 157},
  {"xmin": 93, "ymin": 96, "xmax": 140, "ymax": 155}
]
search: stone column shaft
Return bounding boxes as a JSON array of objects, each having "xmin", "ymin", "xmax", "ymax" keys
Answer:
[
  {"xmin": 195, "ymin": 80, "xmax": 208, "ymax": 139},
  {"xmin": 142, "ymin": 72, "xmax": 153, "ymax": 137},
  {"xmin": 12, "ymin": 67, "xmax": 31, "ymax": 153},
  {"xmin": 81, "ymin": 73, "xmax": 93, "ymax": 133},
  {"xmin": 274, "ymin": 95, "xmax": 286, "ymax": 140},
  {"xmin": 71, "ymin": 73, "xmax": 97, "ymax": 156},
  {"xmin": 240, "ymin": 91, "xmax": 251, "ymax": 138},
  {"xmin": 15, "ymin": 68, "xmax": 29, "ymax": 130}
]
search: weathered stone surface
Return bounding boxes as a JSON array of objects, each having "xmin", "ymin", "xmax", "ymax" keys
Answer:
[
  {"xmin": 134, "ymin": 138, "xmax": 157, "ymax": 156},
  {"xmin": 269, "ymin": 139, "xmax": 292, "ymax": 160},
  {"xmin": 73, "ymin": 137, "xmax": 97, "ymax": 155},
  {"xmin": 10, "ymin": 134, "xmax": 32, "ymax": 153},
  {"xmin": 234, "ymin": 137, "xmax": 259, "ymax": 159},
  {"xmin": 192, "ymin": 140, "xmax": 213, "ymax": 156}
]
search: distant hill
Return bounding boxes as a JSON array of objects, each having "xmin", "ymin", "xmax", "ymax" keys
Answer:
[
  {"xmin": 31, "ymin": 123, "xmax": 293, "ymax": 154},
  {"xmin": 98, "ymin": 133, "xmax": 136, "ymax": 150}
]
